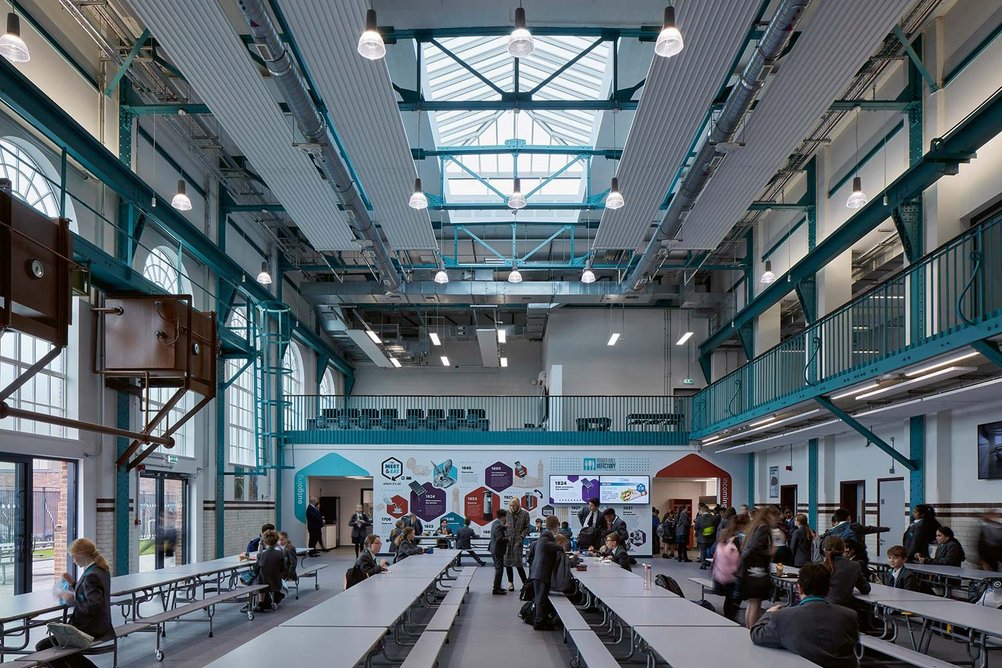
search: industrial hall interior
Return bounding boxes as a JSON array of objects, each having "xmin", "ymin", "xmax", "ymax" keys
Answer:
[{"xmin": 2, "ymin": 0, "xmax": 1002, "ymax": 666}]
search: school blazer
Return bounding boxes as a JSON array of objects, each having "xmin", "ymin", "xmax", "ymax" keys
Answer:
[
  {"xmin": 70, "ymin": 565, "xmax": 114, "ymax": 641},
  {"xmin": 882, "ymin": 567, "xmax": 920, "ymax": 591},
  {"xmin": 751, "ymin": 600, "xmax": 859, "ymax": 668}
]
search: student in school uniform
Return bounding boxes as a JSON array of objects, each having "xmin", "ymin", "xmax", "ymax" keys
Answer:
[
  {"xmin": 916, "ymin": 526, "xmax": 966, "ymax": 567},
  {"xmin": 354, "ymin": 534, "xmax": 389, "ymax": 577},
  {"xmin": 604, "ymin": 532, "xmax": 632, "ymax": 571},
  {"xmin": 882, "ymin": 545, "xmax": 920, "ymax": 591},
  {"xmin": 822, "ymin": 535, "xmax": 871, "ymax": 608}
]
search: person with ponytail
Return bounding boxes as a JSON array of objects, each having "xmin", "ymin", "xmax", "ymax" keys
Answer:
[
  {"xmin": 36, "ymin": 538, "xmax": 114, "ymax": 666},
  {"xmin": 789, "ymin": 514, "xmax": 815, "ymax": 567},
  {"xmin": 822, "ymin": 535, "xmax": 870, "ymax": 608}
]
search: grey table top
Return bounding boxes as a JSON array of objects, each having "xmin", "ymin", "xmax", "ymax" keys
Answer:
[
  {"xmin": 638, "ymin": 626, "xmax": 816, "ymax": 667},
  {"xmin": 204, "ymin": 626, "xmax": 385, "ymax": 666},
  {"xmin": 283, "ymin": 592, "xmax": 413, "ymax": 628},
  {"xmin": 603, "ymin": 596, "xmax": 738, "ymax": 628},
  {"xmin": 907, "ymin": 563, "xmax": 995, "ymax": 581},
  {"xmin": 883, "ymin": 599, "xmax": 1002, "ymax": 637},
  {"xmin": 0, "ymin": 590, "xmax": 67, "ymax": 624},
  {"xmin": 572, "ymin": 562, "xmax": 638, "ymax": 579},
  {"xmin": 579, "ymin": 577, "xmax": 678, "ymax": 599},
  {"xmin": 337, "ymin": 575, "xmax": 432, "ymax": 600},
  {"xmin": 854, "ymin": 582, "xmax": 946, "ymax": 605}
]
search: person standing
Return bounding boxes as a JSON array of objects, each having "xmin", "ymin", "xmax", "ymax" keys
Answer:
[
  {"xmin": 36, "ymin": 538, "xmax": 113, "ymax": 668},
  {"xmin": 577, "ymin": 498, "xmax": 603, "ymax": 552},
  {"xmin": 349, "ymin": 505, "xmax": 372, "ymax": 557},
  {"xmin": 903, "ymin": 504, "xmax": 940, "ymax": 563},
  {"xmin": 695, "ymin": 504, "xmax": 717, "ymax": 569},
  {"xmin": 675, "ymin": 505, "xmax": 691, "ymax": 562},
  {"xmin": 456, "ymin": 517, "xmax": 486, "ymax": 566},
  {"xmin": 977, "ymin": 512, "xmax": 1002, "ymax": 571},
  {"xmin": 489, "ymin": 509, "xmax": 509, "ymax": 595},
  {"xmin": 528, "ymin": 525, "xmax": 563, "ymax": 630},
  {"xmin": 651, "ymin": 507, "xmax": 661, "ymax": 557},
  {"xmin": 505, "ymin": 498, "xmax": 530, "ymax": 590},
  {"xmin": 659, "ymin": 510, "xmax": 676, "ymax": 558},
  {"xmin": 789, "ymin": 514, "xmax": 815, "ymax": 567},
  {"xmin": 306, "ymin": 497, "xmax": 325, "ymax": 552},
  {"xmin": 739, "ymin": 505, "xmax": 779, "ymax": 629}
]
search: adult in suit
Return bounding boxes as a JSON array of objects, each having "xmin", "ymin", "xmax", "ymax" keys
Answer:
[
  {"xmin": 883, "ymin": 545, "xmax": 920, "ymax": 591},
  {"xmin": 822, "ymin": 536, "xmax": 870, "ymax": 608},
  {"xmin": 36, "ymin": 538, "xmax": 113, "ymax": 668},
  {"xmin": 577, "ymin": 498, "xmax": 603, "ymax": 552},
  {"xmin": 602, "ymin": 508, "xmax": 629, "ymax": 546},
  {"xmin": 751, "ymin": 563, "xmax": 859, "ymax": 668},
  {"xmin": 504, "ymin": 497, "xmax": 531, "ymax": 590},
  {"xmin": 354, "ymin": 534, "xmax": 389, "ymax": 577},
  {"xmin": 489, "ymin": 509, "xmax": 509, "ymax": 595},
  {"xmin": 604, "ymin": 532, "xmax": 632, "ymax": 571},
  {"xmin": 675, "ymin": 506, "xmax": 692, "ymax": 562},
  {"xmin": 254, "ymin": 530, "xmax": 287, "ymax": 609},
  {"xmin": 916, "ymin": 526, "xmax": 966, "ymax": 566},
  {"xmin": 306, "ymin": 498, "xmax": 325, "ymax": 552},
  {"xmin": 903, "ymin": 504, "xmax": 941, "ymax": 563},
  {"xmin": 456, "ymin": 517, "xmax": 486, "ymax": 566},
  {"xmin": 349, "ymin": 505, "xmax": 372, "ymax": 557},
  {"xmin": 402, "ymin": 512, "xmax": 424, "ymax": 542},
  {"xmin": 528, "ymin": 526, "xmax": 563, "ymax": 630},
  {"xmin": 528, "ymin": 516, "xmax": 561, "ymax": 568}
]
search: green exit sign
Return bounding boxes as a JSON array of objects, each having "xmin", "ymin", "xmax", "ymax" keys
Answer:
[
  {"xmin": 682, "ymin": 377, "xmax": 695, "ymax": 385},
  {"xmin": 167, "ymin": 455, "xmax": 178, "ymax": 463}
]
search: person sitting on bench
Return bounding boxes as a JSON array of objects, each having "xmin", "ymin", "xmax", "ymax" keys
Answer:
[
  {"xmin": 915, "ymin": 526, "xmax": 966, "ymax": 566},
  {"xmin": 603, "ymin": 532, "xmax": 632, "ymax": 571},
  {"xmin": 393, "ymin": 527, "xmax": 425, "ymax": 563},
  {"xmin": 354, "ymin": 535, "xmax": 389, "ymax": 576},
  {"xmin": 750, "ymin": 562, "xmax": 859, "ymax": 667},
  {"xmin": 254, "ymin": 530, "xmax": 285, "ymax": 611},
  {"xmin": 456, "ymin": 518, "xmax": 486, "ymax": 566},
  {"xmin": 35, "ymin": 538, "xmax": 114, "ymax": 668},
  {"xmin": 883, "ymin": 545, "xmax": 919, "ymax": 591},
  {"xmin": 244, "ymin": 523, "xmax": 275, "ymax": 558},
  {"xmin": 277, "ymin": 531, "xmax": 298, "ymax": 582}
]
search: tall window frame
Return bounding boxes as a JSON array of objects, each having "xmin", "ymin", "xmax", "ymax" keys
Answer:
[
  {"xmin": 226, "ymin": 307, "xmax": 256, "ymax": 466},
  {"xmin": 282, "ymin": 342, "xmax": 303, "ymax": 430}
]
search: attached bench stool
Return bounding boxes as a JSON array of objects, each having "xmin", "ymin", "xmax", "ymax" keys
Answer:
[
  {"xmin": 400, "ymin": 631, "xmax": 448, "ymax": 668},
  {"xmin": 566, "ymin": 629, "xmax": 622, "ymax": 668},
  {"xmin": 286, "ymin": 563, "xmax": 328, "ymax": 599},
  {"xmin": 858, "ymin": 635, "xmax": 957, "ymax": 668}
]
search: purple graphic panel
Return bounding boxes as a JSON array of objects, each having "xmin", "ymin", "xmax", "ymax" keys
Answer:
[
  {"xmin": 485, "ymin": 461, "xmax": 513, "ymax": 492},
  {"xmin": 580, "ymin": 478, "xmax": 600, "ymax": 503},
  {"xmin": 411, "ymin": 482, "xmax": 446, "ymax": 522}
]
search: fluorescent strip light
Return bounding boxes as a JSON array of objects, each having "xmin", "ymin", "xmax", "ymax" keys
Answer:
[
  {"xmin": 854, "ymin": 366, "xmax": 972, "ymax": 400},
  {"xmin": 710, "ymin": 409, "xmax": 822, "ymax": 448},
  {"xmin": 701, "ymin": 436, "xmax": 721, "ymax": 445},
  {"xmin": 905, "ymin": 351, "xmax": 979, "ymax": 378},
  {"xmin": 831, "ymin": 383, "xmax": 879, "ymax": 401},
  {"xmin": 440, "ymin": 356, "xmax": 450, "ymax": 367},
  {"xmin": 366, "ymin": 330, "xmax": 381, "ymax": 344},
  {"xmin": 676, "ymin": 331, "xmax": 694, "ymax": 346},
  {"xmin": 497, "ymin": 328, "xmax": 507, "ymax": 344},
  {"xmin": 607, "ymin": 333, "xmax": 620, "ymax": 346},
  {"xmin": 429, "ymin": 332, "xmax": 441, "ymax": 346},
  {"xmin": 749, "ymin": 416, "xmax": 776, "ymax": 427},
  {"xmin": 389, "ymin": 357, "xmax": 402, "ymax": 368},
  {"xmin": 500, "ymin": 357, "xmax": 509, "ymax": 367}
]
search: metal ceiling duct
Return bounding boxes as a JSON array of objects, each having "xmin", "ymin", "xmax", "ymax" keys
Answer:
[
  {"xmin": 592, "ymin": 0, "xmax": 762, "ymax": 252},
  {"xmin": 236, "ymin": 0, "xmax": 404, "ymax": 292},
  {"xmin": 624, "ymin": 0, "xmax": 811, "ymax": 293}
]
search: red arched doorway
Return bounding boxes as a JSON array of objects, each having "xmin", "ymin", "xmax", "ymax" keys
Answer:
[{"xmin": 655, "ymin": 454, "xmax": 732, "ymax": 508}]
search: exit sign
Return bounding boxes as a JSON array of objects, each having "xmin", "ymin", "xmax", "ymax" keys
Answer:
[{"xmin": 682, "ymin": 377, "xmax": 695, "ymax": 385}]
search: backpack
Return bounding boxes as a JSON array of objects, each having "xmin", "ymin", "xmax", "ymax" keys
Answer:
[
  {"xmin": 711, "ymin": 539, "xmax": 740, "ymax": 585},
  {"xmin": 550, "ymin": 551, "xmax": 575, "ymax": 594},
  {"xmin": 654, "ymin": 574, "xmax": 685, "ymax": 597},
  {"xmin": 694, "ymin": 599, "xmax": 716, "ymax": 612}
]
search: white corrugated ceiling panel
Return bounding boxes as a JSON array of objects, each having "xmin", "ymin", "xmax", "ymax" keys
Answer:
[
  {"xmin": 592, "ymin": 0, "xmax": 760, "ymax": 251},
  {"xmin": 678, "ymin": 0, "xmax": 913, "ymax": 250},
  {"xmin": 128, "ymin": 0, "xmax": 357, "ymax": 251},
  {"xmin": 282, "ymin": 0, "xmax": 438, "ymax": 251}
]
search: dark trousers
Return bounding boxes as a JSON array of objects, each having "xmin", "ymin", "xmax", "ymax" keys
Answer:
[
  {"xmin": 699, "ymin": 543, "xmax": 713, "ymax": 562},
  {"xmin": 652, "ymin": 533, "xmax": 660, "ymax": 555},
  {"xmin": 677, "ymin": 538, "xmax": 690, "ymax": 560},
  {"xmin": 506, "ymin": 565, "xmax": 527, "ymax": 586},
  {"xmin": 308, "ymin": 529, "xmax": 324, "ymax": 551},
  {"xmin": 35, "ymin": 637, "xmax": 98, "ymax": 668},
  {"xmin": 458, "ymin": 549, "xmax": 485, "ymax": 566},
  {"xmin": 532, "ymin": 579, "xmax": 552, "ymax": 625}
]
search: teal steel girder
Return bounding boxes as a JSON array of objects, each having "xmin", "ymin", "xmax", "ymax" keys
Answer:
[
  {"xmin": 893, "ymin": 26, "xmax": 939, "ymax": 93},
  {"xmin": 815, "ymin": 396, "xmax": 917, "ymax": 471},
  {"xmin": 413, "ymin": 145, "xmax": 622, "ymax": 159},
  {"xmin": 384, "ymin": 26, "xmax": 662, "ymax": 41},
  {"xmin": 892, "ymin": 201, "xmax": 924, "ymax": 263},
  {"xmin": 124, "ymin": 104, "xmax": 211, "ymax": 116},
  {"xmin": 910, "ymin": 416, "xmax": 925, "ymax": 508},
  {"xmin": 808, "ymin": 438, "xmax": 818, "ymax": 528},
  {"xmin": 455, "ymin": 225, "xmax": 507, "ymax": 262},
  {"xmin": 431, "ymin": 201, "xmax": 606, "ymax": 211},
  {"xmin": 736, "ymin": 323, "xmax": 755, "ymax": 360},
  {"xmin": 399, "ymin": 98, "xmax": 639, "ymax": 112},
  {"xmin": 971, "ymin": 339, "xmax": 1002, "ymax": 368},
  {"xmin": 521, "ymin": 225, "xmax": 574, "ymax": 264},
  {"xmin": 829, "ymin": 99, "xmax": 916, "ymax": 111},
  {"xmin": 698, "ymin": 82, "xmax": 1002, "ymax": 362},
  {"xmin": 105, "ymin": 29, "xmax": 150, "ymax": 97},
  {"xmin": 796, "ymin": 278, "xmax": 818, "ymax": 324},
  {"xmin": 692, "ymin": 314, "xmax": 1002, "ymax": 440},
  {"xmin": 284, "ymin": 429, "xmax": 690, "ymax": 447}
]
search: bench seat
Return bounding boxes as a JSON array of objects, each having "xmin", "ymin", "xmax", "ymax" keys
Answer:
[
  {"xmin": 400, "ymin": 631, "xmax": 448, "ymax": 668},
  {"xmin": 286, "ymin": 563, "xmax": 328, "ymax": 599},
  {"xmin": 426, "ymin": 604, "xmax": 461, "ymax": 634},
  {"xmin": 549, "ymin": 595, "xmax": 592, "ymax": 631},
  {"xmin": 566, "ymin": 629, "xmax": 621, "ymax": 668},
  {"xmin": 441, "ymin": 586, "xmax": 466, "ymax": 606},
  {"xmin": 859, "ymin": 635, "xmax": 957, "ymax": 668}
]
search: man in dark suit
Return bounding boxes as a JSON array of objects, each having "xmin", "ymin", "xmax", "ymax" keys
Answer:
[
  {"xmin": 354, "ymin": 534, "xmax": 389, "ymax": 577},
  {"xmin": 489, "ymin": 509, "xmax": 509, "ymax": 595},
  {"xmin": 751, "ymin": 563, "xmax": 859, "ymax": 667},
  {"xmin": 528, "ymin": 524, "xmax": 563, "ymax": 630},
  {"xmin": 306, "ymin": 498, "xmax": 324, "ymax": 552},
  {"xmin": 402, "ymin": 512, "xmax": 424, "ymax": 541},
  {"xmin": 883, "ymin": 544, "xmax": 920, "ymax": 590},
  {"xmin": 603, "ymin": 508, "xmax": 629, "ymax": 546},
  {"xmin": 577, "ymin": 498, "xmax": 603, "ymax": 551}
]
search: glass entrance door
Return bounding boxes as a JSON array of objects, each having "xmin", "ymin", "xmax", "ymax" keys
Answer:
[
  {"xmin": 138, "ymin": 473, "xmax": 188, "ymax": 572},
  {"xmin": 0, "ymin": 459, "xmax": 28, "ymax": 598}
]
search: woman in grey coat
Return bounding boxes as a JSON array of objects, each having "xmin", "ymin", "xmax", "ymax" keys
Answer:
[{"xmin": 504, "ymin": 497, "xmax": 530, "ymax": 590}]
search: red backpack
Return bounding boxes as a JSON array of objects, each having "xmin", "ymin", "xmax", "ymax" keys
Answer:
[{"xmin": 712, "ymin": 538, "xmax": 740, "ymax": 585}]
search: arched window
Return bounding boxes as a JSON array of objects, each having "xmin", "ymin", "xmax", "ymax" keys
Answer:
[
  {"xmin": 0, "ymin": 138, "xmax": 72, "ymax": 437},
  {"xmin": 319, "ymin": 367, "xmax": 338, "ymax": 396},
  {"xmin": 282, "ymin": 343, "xmax": 303, "ymax": 430},
  {"xmin": 141, "ymin": 246, "xmax": 194, "ymax": 457},
  {"xmin": 226, "ymin": 306, "xmax": 256, "ymax": 466}
]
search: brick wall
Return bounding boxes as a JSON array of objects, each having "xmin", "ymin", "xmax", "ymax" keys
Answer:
[
  {"xmin": 95, "ymin": 498, "xmax": 115, "ymax": 571},
  {"xmin": 202, "ymin": 501, "xmax": 216, "ymax": 561},
  {"xmin": 222, "ymin": 502, "xmax": 276, "ymax": 555}
]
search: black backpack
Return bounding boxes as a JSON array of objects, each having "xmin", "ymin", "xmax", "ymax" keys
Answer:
[{"xmin": 655, "ymin": 574, "xmax": 685, "ymax": 597}]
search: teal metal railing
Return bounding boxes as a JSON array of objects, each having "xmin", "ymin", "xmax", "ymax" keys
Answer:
[
  {"xmin": 692, "ymin": 213, "xmax": 1002, "ymax": 436},
  {"xmin": 285, "ymin": 394, "xmax": 690, "ymax": 441}
]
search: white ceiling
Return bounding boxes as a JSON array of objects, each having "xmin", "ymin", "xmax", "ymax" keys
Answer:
[
  {"xmin": 678, "ymin": 0, "xmax": 915, "ymax": 251},
  {"xmin": 128, "ymin": 0, "xmax": 358, "ymax": 251}
]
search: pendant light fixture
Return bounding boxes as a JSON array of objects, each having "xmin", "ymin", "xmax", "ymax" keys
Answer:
[
  {"xmin": 846, "ymin": 108, "xmax": 868, "ymax": 209},
  {"xmin": 256, "ymin": 260, "xmax": 272, "ymax": 285},
  {"xmin": 507, "ymin": 6, "xmax": 534, "ymax": 58},
  {"xmin": 508, "ymin": 177, "xmax": 527, "ymax": 210},
  {"xmin": 171, "ymin": 179, "xmax": 192, "ymax": 211},
  {"xmin": 581, "ymin": 268, "xmax": 596, "ymax": 284},
  {"xmin": 0, "ymin": 13, "xmax": 29, "ymax": 63},
  {"xmin": 357, "ymin": 8, "xmax": 386, "ymax": 60},
  {"xmin": 606, "ymin": 177, "xmax": 625, "ymax": 210},
  {"xmin": 433, "ymin": 268, "xmax": 449, "ymax": 284},
  {"xmin": 654, "ymin": 6, "xmax": 684, "ymax": 58},
  {"xmin": 508, "ymin": 267, "xmax": 523, "ymax": 283},
  {"xmin": 409, "ymin": 178, "xmax": 428, "ymax": 210},
  {"xmin": 760, "ymin": 260, "xmax": 776, "ymax": 284}
]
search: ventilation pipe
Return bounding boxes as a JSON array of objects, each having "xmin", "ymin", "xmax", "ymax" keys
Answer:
[
  {"xmin": 624, "ymin": 0, "xmax": 811, "ymax": 293},
  {"xmin": 236, "ymin": 0, "xmax": 403, "ymax": 292}
]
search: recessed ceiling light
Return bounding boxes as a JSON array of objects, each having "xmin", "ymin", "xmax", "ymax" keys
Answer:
[
  {"xmin": 500, "ymin": 357, "xmax": 508, "ymax": 368},
  {"xmin": 497, "ymin": 328, "xmax": 507, "ymax": 344},
  {"xmin": 429, "ymin": 332, "xmax": 441, "ymax": 346},
  {"xmin": 389, "ymin": 357, "xmax": 402, "ymax": 368},
  {"xmin": 440, "ymin": 356, "xmax": 450, "ymax": 367},
  {"xmin": 904, "ymin": 351, "xmax": 979, "ymax": 378},
  {"xmin": 607, "ymin": 333, "xmax": 620, "ymax": 346},
  {"xmin": 675, "ymin": 331, "xmax": 693, "ymax": 346},
  {"xmin": 366, "ymin": 330, "xmax": 381, "ymax": 344}
]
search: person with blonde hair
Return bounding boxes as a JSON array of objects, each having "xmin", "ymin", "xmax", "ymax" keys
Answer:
[
  {"xmin": 504, "ymin": 497, "xmax": 530, "ymax": 590},
  {"xmin": 35, "ymin": 538, "xmax": 113, "ymax": 666}
]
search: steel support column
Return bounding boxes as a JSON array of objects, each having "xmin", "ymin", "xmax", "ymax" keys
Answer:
[
  {"xmin": 815, "ymin": 397, "xmax": 917, "ymax": 471},
  {"xmin": 909, "ymin": 415, "xmax": 925, "ymax": 509},
  {"xmin": 797, "ymin": 158, "xmax": 818, "ymax": 323},
  {"xmin": 808, "ymin": 438, "xmax": 818, "ymax": 529},
  {"xmin": 214, "ymin": 196, "xmax": 227, "ymax": 558},
  {"xmin": 747, "ymin": 454, "xmax": 756, "ymax": 507}
]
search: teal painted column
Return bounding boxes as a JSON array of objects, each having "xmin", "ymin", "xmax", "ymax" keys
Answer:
[
  {"xmin": 808, "ymin": 438, "xmax": 818, "ymax": 529},
  {"xmin": 909, "ymin": 416, "xmax": 925, "ymax": 509},
  {"xmin": 214, "ymin": 197, "xmax": 227, "ymax": 558},
  {"xmin": 747, "ymin": 453, "xmax": 755, "ymax": 506}
]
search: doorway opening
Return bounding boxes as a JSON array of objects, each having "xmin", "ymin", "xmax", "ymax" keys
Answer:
[
  {"xmin": 839, "ymin": 480, "xmax": 865, "ymax": 524},
  {"xmin": 307, "ymin": 476, "xmax": 373, "ymax": 550},
  {"xmin": 780, "ymin": 485, "xmax": 798, "ymax": 516},
  {"xmin": 138, "ymin": 472, "xmax": 189, "ymax": 572}
]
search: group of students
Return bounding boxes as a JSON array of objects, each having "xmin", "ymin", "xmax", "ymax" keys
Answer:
[
  {"xmin": 654, "ymin": 502, "xmax": 721, "ymax": 566},
  {"xmin": 243, "ymin": 523, "xmax": 301, "ymax": 611}
]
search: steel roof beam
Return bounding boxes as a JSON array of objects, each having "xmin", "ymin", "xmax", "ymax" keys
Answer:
[
  {"xmin": 413, "ymin": 146, "xmax": 622, "ymax": 159},
  {"xmin": 400, "ymin": 99, "xmax": 638, "ymax": 112},
  {"xmin": 384, "ymin": 26, "xmax": 662, "ymax": 41}
]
